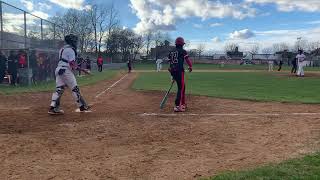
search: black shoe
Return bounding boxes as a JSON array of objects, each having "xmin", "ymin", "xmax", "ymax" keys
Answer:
[
  {"xmin": 48, "ymin": 107, "xmax": 64, "ymax": 115},
  {"xmin": 79, "ymin": 105, "xmax": 91, "ymax": 112}
]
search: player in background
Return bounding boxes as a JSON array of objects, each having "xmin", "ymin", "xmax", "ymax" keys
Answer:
[
  {"xmin": 296, "ymin": 49, "xmax": 306, "ymax": 77},
  {"xmin": 268, "ymin": 60, "xmax": 273, "ymax": 72},
  {"xmin": 7, "ymin": 51, "xmax": 18, "ymax": 86},
  {"xmin": 77, "ymin": 56, "xmax": 84, "ymax": 76},
  {"xmin": 278, "ymin": 59, "xmax": 283, "ymax": 71},
  {"xmin": 168, "ymin": 37, "xmax": 192, "ymax": 112},
  {"xmin": 97, "ymin": 55, "xmax": 103, "ymax": 72},
  {"xmin": 85, "ymin": 56, "xmax": 91, "ymax": 71},
  {"xmin": 127, "ymin": 57, "xmax": 132, "ymax": 73},
  {"xmin": 0, "ymin": 51, "xmax": 6, "ymax": 83},
  {"xmin": 156, "ymin": 58, "xmax": 163, "ymax": 72},
  {"xmin": 48, "ymin": 34, "xmax": 90, "ymax": 115},
  {"xmin": 291, "ymin": 57, "xmax": 297, "ymax": 74}
]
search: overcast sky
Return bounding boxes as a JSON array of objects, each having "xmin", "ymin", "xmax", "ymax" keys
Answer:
[{"xmin": 3, "ymin": 0, "xmax": 320, "ymax": 52}]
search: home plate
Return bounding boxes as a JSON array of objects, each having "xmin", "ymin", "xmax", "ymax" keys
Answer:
[{"xmin": 75, "ymin": 108, "xmax": 93, "ymax": 113}]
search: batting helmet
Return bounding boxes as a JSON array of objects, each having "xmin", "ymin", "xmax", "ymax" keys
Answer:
[
  {"xmin": 175, "ymin": 37, "xmax": 185, "ymax": 46},
  {"xmin": 65, "ymin": 34, "xmax": 78, "ymax": 48}
]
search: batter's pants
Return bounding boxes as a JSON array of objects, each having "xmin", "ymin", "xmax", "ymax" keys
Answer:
[{"xmin": 172, "ymin": 71, "xmax": 186, "ymax": 106}]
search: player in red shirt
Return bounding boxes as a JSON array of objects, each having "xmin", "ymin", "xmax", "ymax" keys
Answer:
[
  {"xmin": 18, "ymin": 52, "xmax": 26, "ymax": 68},
  {"xmin": 97, "ymin": 55, "xmax": 103, "ymax": 72}
]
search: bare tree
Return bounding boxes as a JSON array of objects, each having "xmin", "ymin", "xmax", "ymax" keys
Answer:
[
  {"xmin": 153, "ymin": 31, "xmax": 165, "ymax": 47},
  {"xmin": 105, "ymin": 28, "xmax": 121, "ymax": 58},
  {"xmin": 224, "ymin": 43, "xmax": 238, "ymax": 53},
  {"xmin": 247, "ymin": 44, "xmax": 260, "ymax": 60},
  {"xmin": 51, "ymin": 9, "xmax": 93, "ymax": 52},
  {"xmin": 273, "ymin": 42, "xmax": 289, "ymax": 52},
  {"xmin": 144, "ymin": 31, "xmax": 153, "ymax": 56},
  {"xmin": 105, "ymin": 2, "xmax": 120, "ymax": 53},
  {"xmin": 307, "ymin": 41, "xmax": 320, "ymax": 52},
  {"xmin": 249, "ymin": 44, "xmax": 260, "ymax": 54},
  {"xmin": 153, "ymin": 31, "xmax": 166, "ymax": 59},
  {"xmin": 197, "ymin": 43, "xmax": 206, "ymax": 60},
  {"xmin": 294, "ymin": 38, "xmax": 308, "ymax": 52},
  {"xmin": 89, "ymin": 4, "xmax": 106, "ymax": 53},
  {"xmin": 262, "ymin": 47, "xmax": 273, "ymax": 60},
  {"xmin": 77, "ymin": 11, "xmax": 93, "ymax": 52},
  {"xmin": 118, "ymin": 29, "xmax": 136, "ymax": 61},
  {"xmin": 88, "ymin": 2, "xmax": 119, "ymax": 53},
  {"xmin": 132, "ymin": 34, "xmax": 144, "ymax": 61},
  {"xmin": 184, "ymin": 40, "xmax": 191, "ymax": 49}
]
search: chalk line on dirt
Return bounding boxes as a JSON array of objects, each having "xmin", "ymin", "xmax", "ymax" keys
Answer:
[
  {"xmin": 0, "ymin": 107, "xmax": 31, "ymax": 111},
  {"xmin": 140, "ymin": 112, "xmax": 320, "ymax": 117},
  {"xmin": 95, "ymin": 74, "xmax": 128, "ymax": 98}
]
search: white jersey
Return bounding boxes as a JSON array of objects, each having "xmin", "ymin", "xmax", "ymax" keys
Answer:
[
  {"xmin": 296, "ymin": 54, "xmax": 306, "ymax": 63},
  {"xmin": 57, "ymin": 45, "xmax": 76, "ymax": 69},
  {"xmin": 156, "ymin": 59, "xmax": 163, "ymax": 65}
]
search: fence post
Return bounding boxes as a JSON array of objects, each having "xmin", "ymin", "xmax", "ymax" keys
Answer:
[
  {"xmin": 0, "ymin": 1, "xmax": 3, "ymax": 49},
  {"xmin": 27, "ymin": 49, "xmax": 31, "ymax": 86},
  {"xmin": 53, "ymin": 24, "xmax": 56, "ymax": 48},
  {"xmin": 24, "ymin": 11, "xmax": 27, "ymax": 48},
  {"xmin": 40, "ymin": 19, "xmax": 43, "ymax": 40}
]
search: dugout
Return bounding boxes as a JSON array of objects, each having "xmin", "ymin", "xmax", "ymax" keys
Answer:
[{"xmin": 0, "ymin": 48, "xmax": 59, "ymax": 85}]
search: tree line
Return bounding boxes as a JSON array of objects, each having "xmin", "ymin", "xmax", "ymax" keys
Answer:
[{"xmin": 50, "ymin": 2, "xmax": 172, "ymax": 61}]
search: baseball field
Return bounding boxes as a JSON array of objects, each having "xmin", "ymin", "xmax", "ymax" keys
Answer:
[{"xmin": 1, "ymin": 64, "xmax": 320, "ymax": 179}]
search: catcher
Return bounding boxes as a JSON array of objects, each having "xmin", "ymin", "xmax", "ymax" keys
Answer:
[
  {"xmin": 168, "ymin": 37, "xmax": 192, "ymax": 112},
  {"xmin": 48, "ymin": 34, "xmax": 90, "ymax": 115}
]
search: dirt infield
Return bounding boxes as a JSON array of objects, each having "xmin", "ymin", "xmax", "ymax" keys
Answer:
[{"xmin": 1, "ymin": 72, "xmax": 320, "ymax": 180}]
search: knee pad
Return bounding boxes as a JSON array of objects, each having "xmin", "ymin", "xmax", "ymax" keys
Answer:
[
  {"xmin": 56, "ymin": 86, "xmax": 65, "ymax": 95},
  {"xmin": 72, "ymin": 86, "xmax": 80, "ymax": 94}
]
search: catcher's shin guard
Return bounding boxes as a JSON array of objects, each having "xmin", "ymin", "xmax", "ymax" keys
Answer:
[
  {"xmin": 72, "ymin": 86, "xmax": 88, "ymax": 107},
  {"xmin": 50, "ymin": 86, "xmax": 65, "ymax": 108}
]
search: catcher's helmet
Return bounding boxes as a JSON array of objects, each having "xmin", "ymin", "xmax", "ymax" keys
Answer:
[
  {"xmin": 65, "ymin": 34, "xmax": 78, "ymax": 48},
  {"xmin": 175, "ymin": 37, "xmax": 185, "ymax": 46}
]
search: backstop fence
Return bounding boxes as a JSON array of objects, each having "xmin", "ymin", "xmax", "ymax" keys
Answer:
[{"xmin": 0, "ymin": 1, "xmax": 64, "ymax": 85}]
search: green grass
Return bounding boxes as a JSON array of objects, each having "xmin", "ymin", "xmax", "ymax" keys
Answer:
[
  {"xmin": 133, "ymin": 63, "xmax": 320, "ymax": 71},
  {"xmin": 0, "ymin": 70, "xmax": 117, "ymax": 95},
  {"xmin": 133, "ymin": 71, "xmax": 320, "ymax": 103},
  {"xmin": 205, "ymin": 152, "xmax": 320, "ymax": 180}
]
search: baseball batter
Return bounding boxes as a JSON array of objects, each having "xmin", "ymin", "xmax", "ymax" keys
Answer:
[
  {"xmin": 168, "ymin": 37, "xmax": 192, "ymax": 112},
  {"xmin": 296, "ymin": 49, "xmax": 306, "ymax": 77},
  {"xmin": 48, "ymin": 34, "xmax": 90, "ymax": 115}
]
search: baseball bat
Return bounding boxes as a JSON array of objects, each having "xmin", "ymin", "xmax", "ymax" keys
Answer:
[{"xmin": 160, "ymin": 81, "xmax": 175, "ymax": 109}]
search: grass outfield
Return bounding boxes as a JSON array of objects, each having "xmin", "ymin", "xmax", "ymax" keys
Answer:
[
  {"xmin": 0, "ymin": 70, "xmax": 117, "ymax": 95},
  {"xmin": 133, "ymin": 63, "xmax": 266, "ymax": 70},
  {"xmin": 205, "ymin": 152, "xmax": 320, "ymax": 180},
  {"xmin": 133, "ymin": 63, "xmax": 320, "ymax": 71},
  {"xmin": 133, "ymin": 71, "xmax": 320, "ymax": 103}
]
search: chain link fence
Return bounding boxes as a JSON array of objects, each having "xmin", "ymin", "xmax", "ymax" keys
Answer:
[{"xmin": 0, "ymin": 1, "xmax": 64, "ymax": 85}]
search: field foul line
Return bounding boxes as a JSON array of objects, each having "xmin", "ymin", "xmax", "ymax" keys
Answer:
[
  {"xmin": 95, "ymin": 74, "xmax": 128, "ymax": 98},
  {"xmin": 140, "ymin": 112, "xmax": 320, "ymax": 117},
  {"xmin": 0, "ymin": 107, "xmax": 31, "ymax": 110}
]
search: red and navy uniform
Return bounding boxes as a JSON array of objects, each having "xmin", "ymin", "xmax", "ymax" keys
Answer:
[{"xmin": 168, "ymin": 47, "xmax": 192, "ymax": 107}]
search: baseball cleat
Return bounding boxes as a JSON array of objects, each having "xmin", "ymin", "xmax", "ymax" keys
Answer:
[
  {"xmin": 48, "ymin": 107, "xmax": 64, "ymax": 115},
  {"xmin": 79, "ymin": 105, "xmax": 92, "ymax": 112},
  {"xmin": 174, "ymin": 106, "xmax": 185, "ymax": 112}
]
